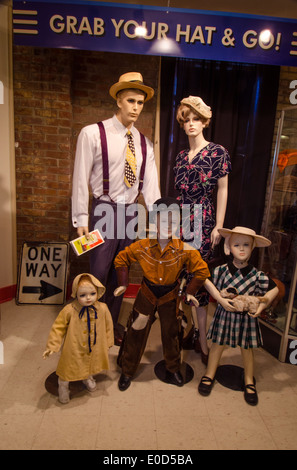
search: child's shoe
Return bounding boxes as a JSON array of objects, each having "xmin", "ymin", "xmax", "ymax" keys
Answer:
[
  {"xmin": 198, "ymin": 375, "xmax": 215, "ymax": 396},
  {"xmin": 83, "ymin": 375, "xmax": 97, "ymax": 392},
  {"xmin": 58, "ymin": 377, "xmax": 70, "ymax": 404},
  {"xmin": 243, "ymin": 383, "xmax": 258, "ymax": 406}
]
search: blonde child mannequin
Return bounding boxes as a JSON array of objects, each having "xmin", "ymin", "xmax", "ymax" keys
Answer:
[
  {"xmin": 43, "ymin": 273, "xmax": 114, "ymax": 404},
  {"xmin": 198, "ymin": 227, "xmax": 279, "ymax": 405}
]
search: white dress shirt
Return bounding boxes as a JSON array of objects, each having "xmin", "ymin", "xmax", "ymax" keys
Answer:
[{"xmin": 72, "ymin": 114, "xmax": 161, "ymax": 228}]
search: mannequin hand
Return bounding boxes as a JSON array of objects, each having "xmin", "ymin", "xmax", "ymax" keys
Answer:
[
  {"xmin": 186, "ymin": 294, "xmax": 199, "ymax": 307},
  {"xmin": 77, "ymin": 226, "xmax": 89, "ymax": 239},
  {"xmin": 248, "ymin": 303, "xmax": 266, "ymax": 318},
  {"xmin": 211, "ymin": 227, "xmax": 222, "ymax": 248},
  {"xmin": 114, "ymin": 286, "xmax": 127, "ymax": 297},
  {"xmin": 218, "ymin": 297, "xmax": 236, "ymax": 312},
  {"xmin": 132, "ymin": 313, "xmax": 149, "ymax": 330},
  {"xmin": 43, "ymin": 349, "xmax": 54, "ymax": 359},
  {"xmin": 249, "ymin": 286, "xmax": 279, "ymax": 318}
]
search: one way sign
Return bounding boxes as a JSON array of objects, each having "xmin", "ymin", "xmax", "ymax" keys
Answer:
[{"xmin": 16, "ymin": 242, "xmax": 69, "ymax": 305}]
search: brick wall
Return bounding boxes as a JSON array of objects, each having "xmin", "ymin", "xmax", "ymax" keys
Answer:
[
  {"xmin": 13, "ymin": 46, "xmax": 159, "ymax": 282},
  {"xmin": 14, "ymin": 47, "xmax": 72, "ymax": 247}
]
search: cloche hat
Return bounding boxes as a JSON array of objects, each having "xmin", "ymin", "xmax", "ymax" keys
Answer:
[{"xmin": 180, "ymin": 96, "xmax": 212, "ymax": 119}]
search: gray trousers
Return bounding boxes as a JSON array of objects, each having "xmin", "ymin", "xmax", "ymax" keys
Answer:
[{"xmin": 90, "ymin": 198, "xmax": 137, "ymax": 330}]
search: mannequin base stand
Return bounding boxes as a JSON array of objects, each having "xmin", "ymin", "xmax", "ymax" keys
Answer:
[
  {"xmin": 154, "ymin": 360, "xmax": 194, "ymax": 385},
  {"xmin": 45, "ymin": 371, "xmax": 86, "ymax": 397},
  {"xmin": 215, "ymin": 365, "xmax": 255, "ymax": 391}
]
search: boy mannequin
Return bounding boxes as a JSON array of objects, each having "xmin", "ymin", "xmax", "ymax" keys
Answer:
[{"xmin": 113, "ymin": 197, "xmax": 210, "ymax": 391}]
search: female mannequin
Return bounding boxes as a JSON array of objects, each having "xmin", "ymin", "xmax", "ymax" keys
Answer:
[{"xmin": 174, "ymin": 96, "xmax": 231, "ymax": 363}]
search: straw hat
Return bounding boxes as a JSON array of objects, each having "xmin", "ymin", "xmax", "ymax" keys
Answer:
[
  {"xmin": 180, "ymin": 96, "xmax": 212, "ymax": 119},
  {"xmin": 109, "ymin": 72, "xmax": 154, "ymax": 102},
  {"xmin": 218, "ymin": 226, "xmax": 271, "ymax": 256}
]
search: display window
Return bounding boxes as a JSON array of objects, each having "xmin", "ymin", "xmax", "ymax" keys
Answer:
[{"xmin": 261, "ymin": 106, "xmax": 297, "ymax": 362}]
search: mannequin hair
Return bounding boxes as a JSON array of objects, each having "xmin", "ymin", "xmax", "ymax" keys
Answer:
[{"xmin": 176, "ymin": 103, "xmax": 210, "ymax": 128}]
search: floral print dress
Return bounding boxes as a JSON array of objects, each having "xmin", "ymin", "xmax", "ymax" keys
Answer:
[{"xmin": 174, "ymin": 142, "xmax": 231, "ymax": 305}]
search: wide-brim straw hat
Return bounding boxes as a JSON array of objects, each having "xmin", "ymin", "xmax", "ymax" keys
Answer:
[
  {"xmin": 218, "ymin": 226, "xmax": 271, "ymax": 253},
  {"xmin": 180, "ymin": 96, "xmax": 212, "ymax": 119},
  {"xmin": 109, "ymin": 72, "xmax": 154, "ymax": 102}
]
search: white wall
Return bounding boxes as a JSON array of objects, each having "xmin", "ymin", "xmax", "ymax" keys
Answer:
[{"xmin": 0, "ymin": 1, "xmax": 17, "ymax": 289}]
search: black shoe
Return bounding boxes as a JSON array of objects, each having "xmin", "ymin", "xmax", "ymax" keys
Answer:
[
  {"xmin": 240, "ymin": 370, "xmax": 256, "ymax": 391},
  {"xmin": 198, "ymin": 375, "xmax": 215, "ymax": 396},
  {"xmin": 244, "ymin": 383, "xmax": 258, "ymax": 406},
  {"xmin": 165, "ymin": 370, "xmax": 184, "ymax": 387},
  {"xmin": 118, "ymin": 373, "xmax": 131, "ymax": 391}
]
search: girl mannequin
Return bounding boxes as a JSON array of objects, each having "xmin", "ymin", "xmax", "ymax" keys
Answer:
[
  {"xmin": 43, "ymin": 273, "xmax": 114, "ymax": 404},
  {"xmin": 174, "ymin": 96, "xmax": 231, "ymax": 363},
  {"xmin": 198, "ymin": 227, "xmax": 279, "ymax": 405}
]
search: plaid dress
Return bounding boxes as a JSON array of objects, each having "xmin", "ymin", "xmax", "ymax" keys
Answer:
[{"xmin": 207, "ymin": 262, "xmax": 269, "ymax": 349}]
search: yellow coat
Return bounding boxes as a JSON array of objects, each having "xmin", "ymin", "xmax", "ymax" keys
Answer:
[{"xmin": 46, "ymin": 274, "xmax": 114, "ymax": 382}]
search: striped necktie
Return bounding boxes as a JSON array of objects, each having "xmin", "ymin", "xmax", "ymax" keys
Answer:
[{"xmin": 124, "ymin": 130, "xmax": 137, "ymax": 187}]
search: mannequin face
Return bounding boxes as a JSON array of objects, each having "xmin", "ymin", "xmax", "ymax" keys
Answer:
[
  {"xmin": 229, "ymin": 234, "xmax": 253, "ymax": 265},
  {"xmin": 116, "ymin": 89, "xmax": 145, "ymax": 128},
  {"xmin": 77, "ymin": 281, "xmax": 97, "ymax": 307},
  {"xmin": 157, "ymin": 211, "xmax": 180, "ymax": 240},
  {"xmin": 183, "ymin": 111, "xmax": 205, "ymax": 137}
]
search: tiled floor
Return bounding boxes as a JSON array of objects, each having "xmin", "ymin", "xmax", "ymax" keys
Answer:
[{"xmin": 0, "ymin": 298, "xmax": 297, "ymax": 450}]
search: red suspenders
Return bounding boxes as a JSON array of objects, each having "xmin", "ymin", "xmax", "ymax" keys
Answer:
[{"xmin": 97, "ymin": 121, "xmax": 147, "ymax": 201}]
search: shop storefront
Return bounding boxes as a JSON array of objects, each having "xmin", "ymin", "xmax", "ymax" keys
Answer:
[{"xmin": 3, "ymin": 0, "xmax": 297, "ymax": 363}]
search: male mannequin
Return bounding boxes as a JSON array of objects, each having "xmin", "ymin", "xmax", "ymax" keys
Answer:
[{"xmin": 72, "ymin": 72, "xmax": 161, "ymax": 344}]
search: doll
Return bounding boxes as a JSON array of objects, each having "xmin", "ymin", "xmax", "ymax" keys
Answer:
[
  {"xmin": 198, "ymin": 226, "xmax": 279, "ymax": 406},
  {"xmin": 43, "ymin": 273, "xmax": 114, "ymax": 404},
  {"xmin": 113, "ymin": 197, "xmax": 210, "ymax": 391}
]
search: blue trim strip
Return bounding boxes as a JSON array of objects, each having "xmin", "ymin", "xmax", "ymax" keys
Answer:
[{"xmin": 12, "ymin": 1, "xmax": 297, "ymax": 66}]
